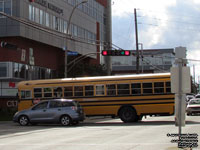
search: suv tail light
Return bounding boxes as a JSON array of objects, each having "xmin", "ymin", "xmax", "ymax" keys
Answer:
[{"xmin": 71, "ymin": 106, "xmax": 78, "ymax": 111}]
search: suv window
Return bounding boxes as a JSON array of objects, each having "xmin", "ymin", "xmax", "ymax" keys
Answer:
[
  {"xmin": 32, "ymin": 101, "xmax": 48, "ymax": 110},
  {"xmin": 49, "ymin": 101, "xmax": 62, "ymax": 108},
  {"xmin": 62, "ymin": 101, "xmax": 75, "ymax": 107}
]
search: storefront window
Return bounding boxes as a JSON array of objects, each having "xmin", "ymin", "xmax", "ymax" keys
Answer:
[
  {"xmin": 19, "ymin": 64, "xmax": 26, "ymax": 79},
  {"xmin": 0, "ymin": 63, "xmax": 7, "ymax": 77},
  {"xmin": 13, "ymin": 63, "xmax": 19, "ymax": 78}
]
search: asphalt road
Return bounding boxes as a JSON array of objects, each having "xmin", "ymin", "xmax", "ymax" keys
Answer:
[{"xmin": 0, "ymin": 115, "xmax": 199, "ymax": 150}]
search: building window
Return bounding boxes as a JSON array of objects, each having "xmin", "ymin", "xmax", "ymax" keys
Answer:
[
  {"xmin": 0, "ymin": 63, "xmax": 7, "ymax": 77},
  {"xmin": 39, "ymin": 9, "xmax": 43, "ymax": 25},
  {"xmin": 29, "ymin": 5, "xmax": 32, "ymax": 20},
  {"xmin": 0, "ymin": 0, "xmax": 12, "ymax": 17},
  {"xmin": 45, "ymin": 12, "xmax": 50, "ymax": 27},
  {"xmin": 4, "ymin": 0, "xmax": 11, "ymax": 15},
  {"xmin": 73, "ymin": 24, "xmax": 78, "ymax": 36},
  {"xmin": 64, "ymin": 21, "xmax": 67, "ymax": 33},
  {"xmin": 0, "ymin": 1, "xmax": 3, "ymax": 13},
  {"xmin": 35, "ymin": 7, "xmax": 39, "ymax": 23},
  {"xmin": 13, "ymin": 63, "xmax": 19, "ymax": 78}
]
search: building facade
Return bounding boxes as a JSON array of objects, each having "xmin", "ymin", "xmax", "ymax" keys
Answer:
[
  {"xmin": 0, "ymin": 0, "xmax": 108, "ymax": 104},
  {"xmin": 112, "ymin": 49, "xmax": 175, "ymax": 74}
]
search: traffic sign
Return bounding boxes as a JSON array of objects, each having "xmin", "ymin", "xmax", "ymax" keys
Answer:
[{"xmin": 67, "ymin": 51, "xmax": 78, "ymax": 56}]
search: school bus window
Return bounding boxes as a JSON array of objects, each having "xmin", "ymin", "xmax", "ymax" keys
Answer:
[
  {"xmin": 44, "ymin": 87, "xmax": 53, "ymax": 98},
  {"xmin": 34, "ymin": 88, "xmax": 42, "ymax": 98},
  {"xmin": 131, "ymin": 83, "xmax": 141, "ymax": 95},
  {"xmin": 85, "ymin": 85, "xmax": 94, "ymax": 96},
  {"xmin": 54, "ymin": 87, "xmax": 63, "ymax": 98},
  {"xmin": 64, "ymin": 86, "xmax": 73, "ymax": 97},
  {"xmin": 74, "ymin": 86, "xmax": 84, "ymax": 97},
  {"xmin": 96, "ymin": 84, "xmax": 105, "ymax": 96},
  {"xmin": 21, "ymin": 90, "xmax": 32, "ymax": 99},
  {"xmin": 166, "ymin": 82, "xmax": 171, "ymax": 93},
  {"xmin": 154, "ymin": 82, "xmax": 164, "ymax": 93},
  {"xmin": 106, "ymin": 84, "xmax": 116, "ymax": 96},
  {"xmin": 143, "ymin": 83, "xmax": 152, "ymax": 94},
  {"xmin": 117, "ymin": 84, "xmax": 130, "ymax": 95}
]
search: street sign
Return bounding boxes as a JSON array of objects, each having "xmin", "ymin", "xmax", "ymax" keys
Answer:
[
  {"xmin": 171, "ymin": 67, "xmax": 191, "ymax": 93},
  {"xmin": 67, "ymin": 51, "xmax": 78, "ymax": 56}
]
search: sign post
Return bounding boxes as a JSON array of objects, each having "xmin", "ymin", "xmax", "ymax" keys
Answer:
[{"xmin": 170, "ymin": 47, "xmax": 191, "ymax": 148}]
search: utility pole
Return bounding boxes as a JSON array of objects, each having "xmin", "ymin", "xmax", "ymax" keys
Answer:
[
  {"xmin": 104, "ymin": 0, "xmax": 112, "ymax": 75},
  {"xmin": 134, "ymin": 8, "xmax": 139, "ymax": 74}
]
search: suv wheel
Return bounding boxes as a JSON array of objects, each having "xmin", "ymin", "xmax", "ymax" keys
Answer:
[
  {"xmin": 19, "ymin": 115, "xmax": 29, "ymax": 126},
  {"xmin": 60, "ymin": 115, "xmax": 71, "ymax": 126}
]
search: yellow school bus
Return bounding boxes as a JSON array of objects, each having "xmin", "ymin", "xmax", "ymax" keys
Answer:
[{"xmin": 17, "ymin": 73, "xmax": 174, "ymax": 122}]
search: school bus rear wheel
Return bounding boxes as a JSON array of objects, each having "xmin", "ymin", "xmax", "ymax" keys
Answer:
[{"xmin": 119, "ymin": 106, "xmax": 138, "ymax": 123}]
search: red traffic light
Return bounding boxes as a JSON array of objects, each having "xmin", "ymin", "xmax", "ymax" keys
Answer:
[
  {"xmin": 102, "ymin": 51, "xmax": 108, "ymax": 56},
  {"xmin": 125, "ymin": 51, "xmax": 130, "ymax": 56},
  {"xmin": 101, "ymin": 50, "xmax": 131, "ymax": 56}
]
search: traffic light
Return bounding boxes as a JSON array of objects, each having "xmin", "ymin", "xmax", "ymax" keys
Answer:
[{"xmin": 101, "ymin": 50, "xmax": 131, "ymax": 56}]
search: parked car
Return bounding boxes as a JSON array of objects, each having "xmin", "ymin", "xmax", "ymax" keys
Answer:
[
  {"xmin": 186, "ymin": 99, "xmax": 200, "ymax": 116},
  {"xmin": 13, "ymin": 99, "xmax": 85, "ymax": 126},
  {"xmin": 195, "ymin": 94, "xmax": 200, "ymax": 98},
  {"xmin": 186, "ymin": 94, "xmax": 195, "ymax": 105}
]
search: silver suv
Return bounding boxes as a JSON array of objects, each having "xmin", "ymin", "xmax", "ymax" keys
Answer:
[{"xmin": 13, "ymin": 99, "xmax": 85, "ymax": 126}]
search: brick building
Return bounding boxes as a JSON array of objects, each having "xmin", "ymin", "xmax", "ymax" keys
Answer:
[{"xmin": 0, "ymin": 0, "xmax": 110, "ymax": 107}]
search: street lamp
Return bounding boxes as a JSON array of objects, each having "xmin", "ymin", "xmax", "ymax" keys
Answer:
[{"xmin": 64, "ymin": 0, "xmax": 88, "ymax": 78}]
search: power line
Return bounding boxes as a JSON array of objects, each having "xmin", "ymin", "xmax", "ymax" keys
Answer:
[
  {"xmin": 137, "ymin": 8, "xmax": 200, "ymax": 21},
  {"xmin": 138, "ymin": 15, "xmax": 200, "ymax": 27}
]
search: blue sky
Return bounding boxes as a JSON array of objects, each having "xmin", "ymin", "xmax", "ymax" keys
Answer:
[{"xmin": 112, "ymin": 0, "xmax": 200, "ymax": 82}]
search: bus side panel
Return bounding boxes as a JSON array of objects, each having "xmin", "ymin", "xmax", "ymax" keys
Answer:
[
  {"xmin": 83, "ymin": 106, "xmax": 120, "ymax": 116},
  {"xmin": 134, "ymin": 104, "xmax": 174, "ymax": 116}
]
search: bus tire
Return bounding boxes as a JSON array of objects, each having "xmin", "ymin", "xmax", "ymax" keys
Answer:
[{"xmin": 119, "ymin": 106, "xmax": 137, "ymax": 123}]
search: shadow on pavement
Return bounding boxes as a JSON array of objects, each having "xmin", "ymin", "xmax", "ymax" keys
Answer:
[{"xmin": 0, "ymin": 117, "xmax": 199, "ymax": 137}]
